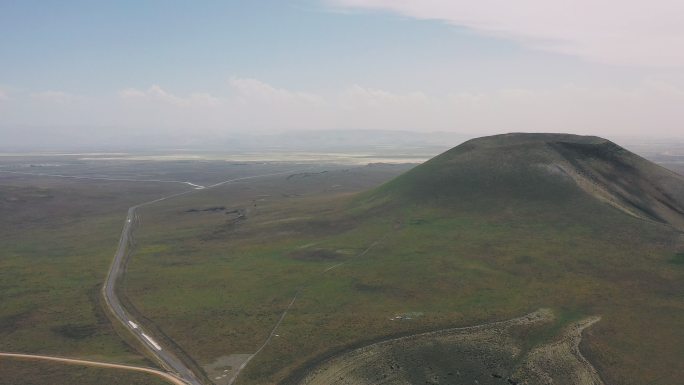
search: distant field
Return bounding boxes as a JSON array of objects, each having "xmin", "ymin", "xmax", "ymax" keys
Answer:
[
  {"xmin": 0, "ymin": 158, "xmax": 342, "ymax": 363},
  {"xmin": 2, "ymin": 149, "xmax": 683, "ymax": 385},
  {"xmin": 0, "ymin": 174, "xmax": 185, "ymax": 364},
  {"xmin": 120, "ymin": 146, "xmax": 684, "ymax": 385},
  {"xmin": 121, "ymin": 165, "xmax": 416, "ymax": 380},
  {"xmin": 0, "ymin": 154, "xmax": 319, "ymax": 185},
  {"xmin": 0, "ymin": 156, "xmax": 412, "ymax": 384}
]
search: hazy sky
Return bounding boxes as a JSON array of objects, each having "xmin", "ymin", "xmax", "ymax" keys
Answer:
[{"xmin": 1, "ymin": 0, "xmax": 684, "ymax": 147}]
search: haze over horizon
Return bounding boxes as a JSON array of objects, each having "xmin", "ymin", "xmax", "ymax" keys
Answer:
[
  {"xmin": 3, "ymin": 4, "xmax": 684, "ymax": 385},
  {"xmin": 2, "ymin": 0, "xmax": 684, "ymax": 149}
]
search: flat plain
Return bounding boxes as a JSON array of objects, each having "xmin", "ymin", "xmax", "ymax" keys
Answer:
[
  {"xmin": 0, "ymin": 153, "xmax": 413, "ymax": 384},
  {"xmin": 2, "ymin": 139, "xmax": 683, "ymax": 385}
]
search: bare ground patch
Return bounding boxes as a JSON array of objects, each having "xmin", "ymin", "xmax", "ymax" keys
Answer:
[
  {"xmin": 287, "ymin": 309, "xmax": 603, "ymax": 385},
  {"xmin": 204, "ymin": 354, "xmax": 253, "ymax": 385},
  {"xmin": 513, "ymin": 316, "xmax": 604, "ymax": 385}
]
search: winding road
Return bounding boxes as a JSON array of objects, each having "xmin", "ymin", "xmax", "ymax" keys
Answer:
[
  {"xmin": 103, "ymin": 192, "xmax": 205, "ymax": 385},
  {"xmin": 102, "ymin": 171, "xmax": 307, "ymax": 385},
  {"xmin": 1, "ymin": 168, "xmax": 309, "ymax": 384}
]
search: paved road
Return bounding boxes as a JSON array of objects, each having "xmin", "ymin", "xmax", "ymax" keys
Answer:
[
  {"xmin": 2, "ymin": 168, "xmax": 310, "ymax": 384},
  {"xmin": 0, "ymin": 352, "xmax": 187, "ymax": 385},
  {"xmin": 102, "ymin": 171, "xmax": 307, "ymax": 385},
  {"xmin": 103, "ymin": 200, "xmax": 205, "ymax": 385}
]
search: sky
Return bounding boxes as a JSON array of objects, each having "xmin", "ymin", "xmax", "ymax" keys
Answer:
[{"xmin": 1, "ymin": 0, "xmax": 684, "ymax": 148}]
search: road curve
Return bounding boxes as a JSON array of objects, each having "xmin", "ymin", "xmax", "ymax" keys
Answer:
[
  {"xmin": 103, "ymin": 170, "xmax": 307, "ymax": 385},
  {"xmin": 0, "ymin": 352, "xmax": 187, "ymax": 385}
]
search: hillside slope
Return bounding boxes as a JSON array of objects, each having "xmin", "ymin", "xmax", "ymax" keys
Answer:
[
  {"xmin": 369, "ymin": 133, "xmax": 684, "ymax": 230},
  {"xmin": 117, "ymin": 134, "xmax": 684, "ymax": 385}
]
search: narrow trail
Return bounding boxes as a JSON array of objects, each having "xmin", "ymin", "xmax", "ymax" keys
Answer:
[
  {"xmin": 322, "ymin": 230, "xmax": 393, "ymax": 273},
  {"xmin": 229, "ymin": 229, "xmax": 394, "ymax": 385},
  {"xmin": 0, "ymin": 352, "xmax": 186, "ymax": 385},
  {"xmin": 228, "ymin": 293, "xmax": 300, "ymax": 385}
]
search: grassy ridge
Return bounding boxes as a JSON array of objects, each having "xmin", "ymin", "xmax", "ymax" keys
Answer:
[
  {"xmin": 251, "ymin": 201, "xmax": 683, "ymax": 385},
  {"xmin": 121, "ymin": 146, "xmax": 684, "ymax": 385}
]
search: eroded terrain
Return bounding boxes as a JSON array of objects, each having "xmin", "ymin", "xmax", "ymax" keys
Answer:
[{"xmin": 290, "ymin": 309, "xmax": 603, "ymax": 385}]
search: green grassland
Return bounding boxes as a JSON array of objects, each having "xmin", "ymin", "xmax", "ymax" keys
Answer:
[
  {"xmin": 0, "ymin": 160, "xmax": 339, "ymax": 366},
  {"xmin": 0, "ymin": 358, "xmax": 170, "ymax": 385},
  {"xmin": 0, "ymin": 173, "xmax": 192, "ymax": 364},
  {"xmin": 121, "ymin": 137, "xmax": 684, "ymax": 385},
  {"xmin": 3, "ymin": 141, "xmax": 683, "ymax": 385},
  {"xmin": 0, "ymin": 160, "xmax": 410, "ymax": 385},
  {"xmin": 121, "ymin": 165, "xmax": 413, "ymax": 358}
]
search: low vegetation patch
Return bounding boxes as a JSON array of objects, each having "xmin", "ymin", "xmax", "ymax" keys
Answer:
[
  {"xmin": 51, "ymin": 323, "xmax": 98, "ymax": 340},
  {"xmin": 669, "ymin": 252, "xmax": 684, "ymax": 265},
  {"xmin": 287, "ymin": 310, "xmax": 603, "ymax": 385},
  {"xmin": 186, "ymin": 206, "xmax": 227, "ymax": 213}
]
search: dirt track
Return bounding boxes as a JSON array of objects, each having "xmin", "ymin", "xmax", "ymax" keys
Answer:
[{"xmin": 0, "ymin": 352, "xmax": 186, "ymax": 385}]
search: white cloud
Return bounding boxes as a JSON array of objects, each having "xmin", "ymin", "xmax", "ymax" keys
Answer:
[
  {"xmin": 0, "ymin": 89, "xmax": 8, "ymax": 101},
  {"xmin": 341, "ymin": 85, "xmax": 428, "ymax": 107},
  {"xmin": 118, "ymin": 88, "xmax": 148, "ymax": 99},
  {"xmin": 442, "ymin": 82, "xmax": 684, "ymax": 135},
  {"xmin": 118, "ymin": 85, "xmax": 220, "ymax": 107},
  {"xmin": 3, "ymin": 78, "xmax": 684, "ymax": 145},
  {"xmin": 337, "ymin": 85, "xmax": 451, "ymax": 130},
  {"xmin": 328, "ymin": 0, "xmax": 684, "ymax": 67},
  {"xmin": 112, "ymin": 79, "xmax": 328, "ymax": 132},
  {"xmin": 30, "ymin": 90, "xmax": 83, "ymax": 104},
  {"xmin": 228, "ymin": 77, "xmax": 323, "ymax": 105}
]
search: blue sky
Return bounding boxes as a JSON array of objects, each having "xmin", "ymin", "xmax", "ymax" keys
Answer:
[
  {"xmin": 2, "ymin": 0, "xmax": 684, "ymax": 146},
  {"xmin": 1, "ymin": 1, "xmax": 542, "ymax": 93}
]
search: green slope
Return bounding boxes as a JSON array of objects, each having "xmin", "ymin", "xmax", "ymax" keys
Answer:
[
  {"xmin": 119, "ymin": 136, "xmax": 684, "ymax": 385},
  {"xmin": 365, "ymin": 133, "xmax": 684, "ymax": 229}
]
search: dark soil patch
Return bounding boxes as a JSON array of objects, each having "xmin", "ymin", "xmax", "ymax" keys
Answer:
[
  {"xmin": 0, "ymin": 312, "xmax": 28, "ymax": 333},
  {"xmin": 52, "ymin": 323, "xmax": 98, "ymax": 340},
  {"xmin": 186, "ymin": 206, "xmax": 226, "ymax": 213},
  {"xmin": 669, "ymin": 252, "xmax": 684, "ymax": 265}
]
